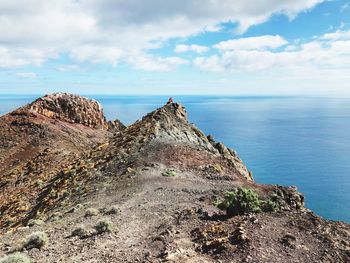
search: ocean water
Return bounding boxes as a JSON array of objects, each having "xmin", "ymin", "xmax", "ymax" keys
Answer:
[{"xmin": 1, "ymin": 95, "xmax": 350, "ymax": 223}]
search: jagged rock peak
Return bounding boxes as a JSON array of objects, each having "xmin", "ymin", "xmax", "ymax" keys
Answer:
[
  {"xmin": 127, "ymin": 101, "xmax": 253, "ymax": 181},
  {"xmin": 145, "ymin": 101, "xmax": 188, "ymax": 122},
  {"xmin": 27, "ymin": 93, "xmax": 109, "ymax": 129},
  {"xmin": 108, "ymin": 119, "xmax": 126, "ymax": 133}
]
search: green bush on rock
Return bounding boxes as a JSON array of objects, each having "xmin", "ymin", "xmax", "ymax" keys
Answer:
[
  {"xmin": 71, "ymin": 226, "xmax": 89, "ymax": 238},
  {"xmin": 217, "ymin": 187, "xmax": 279, "ymax": 216},
  {"xmin": 94, "ymin": 219, "xmax": 113, "ymax": 234},
  {"xmin": 104, "ymin": 205, "xmax": 119, "ymax": 215},
  {"xmin": 261, "ymin": 199, "xmax": 279, "ymax": 212},
  {"xmin": 162, "ymin": 169, "xmax": 176, "ymax": 177},
  {"xmin": 85, "ymin": 208, "xmax": 99, "ymax": 217},
  {"xmin": 23, "ymin": 231, "xmax": 48, "ymax": 250}
]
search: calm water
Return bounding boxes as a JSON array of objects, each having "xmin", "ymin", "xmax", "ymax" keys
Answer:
[{"xmin": 1, "ymin": 95, "xmax": 350, "ymax": 223}]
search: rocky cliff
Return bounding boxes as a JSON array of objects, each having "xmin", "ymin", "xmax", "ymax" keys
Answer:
[
  {"xmin": 143, "ymin": 102, "xmax": 252, "ymax": 180},
  {"xmin": 0, "ymin": 94, "xmax": 124, "ymax": 234},
  {"xmin": 0, "ymin": 94, "xmax": 349, "ymax": 263},
  {"xmin": 27, "ymin": 93, "xmax": 108, "ymax": 129}
]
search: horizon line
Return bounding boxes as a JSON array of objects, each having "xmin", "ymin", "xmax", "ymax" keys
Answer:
[{"xmin": 1, "ymin": 94, "xmax": 350, "ymax": 99}]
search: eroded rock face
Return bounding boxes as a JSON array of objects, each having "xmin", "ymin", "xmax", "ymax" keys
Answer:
[
  {"xmin": 152, "ymin": 103, "xmax": 253, "ymax": 181},
  {"xmin": 28, "ymin": 93, "xmax": 108, "ymax": 129},
  {"xmin": 0, "ymin": 93, "xmax": 118, "ymax": 233},
  {"xmin": 116, "ymin": 102, "xmax": 253, "ymax": 181}
]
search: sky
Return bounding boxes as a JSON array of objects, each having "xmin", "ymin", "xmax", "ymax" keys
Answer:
[{"xmin": 0, "ymin": 0, "xmax": 350, "ymax": 96}]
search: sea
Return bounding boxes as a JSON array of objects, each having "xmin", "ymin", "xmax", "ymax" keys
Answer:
[{"xmin": 1, "ymin": 95, "xmax": 349, "ymax": 223}]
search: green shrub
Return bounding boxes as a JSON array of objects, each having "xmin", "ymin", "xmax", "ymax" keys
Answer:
[
  {"xmin": 0, "ymin": 253, "xmax": 31, "ymax": 263},
  {"xmin": 23, "ymin": 231, "xmax": 48, "ymax": 250},
  {"xmin": 217, "ymin": 187, "xmax": 262, "ymax": 216},
  {"xmin": 162, "ymin": 169, "xmax": 176, "ymax": 177},
  {"xmin": 94, "ymin": 219, "xmax": 113, "ymax": 234},
  {"xmin": 85, "ymin": 208, "xmax": 99, "ymax": 217},
  {"xmin": 217, "ymin": 187, "xmax": 280, "ymax": 216},
  {"xmin": 261, "ymin": 199, "xmax": 279, "ymax": 212},
  {"xmin": 71, "ymin": 226, "xmax": 89, "ymax": 238}
]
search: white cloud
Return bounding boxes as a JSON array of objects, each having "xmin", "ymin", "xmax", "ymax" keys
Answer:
[
  {"xmin": 175, "ymin": 44, "xmax": 209, "ymax": 54},
  {"xmin": 322, "ymin": 30, "xmax": 350, "ymax": 41},
  {"xmin": 192, "ymin": 31, "xmax": 350, "ymax": 95},
  {"xmin": 0, "ymin": 0, "xmax": 324, "ymax": 70},
  {"xmin": 15, "ymin": 72, "xmax": 37, "ymax": 78},
  {"xmin": 128, "ymin": 54, "xmax": 188, "ymax": 72},
  {"xmin": 57, "ymin": 65, "xmax": 81, "ymax": 72},
  {"xmin": 285, "ymin": 45, "xmax": 299, "ymax": 51},
  {"xmin": 194, "ymin": 31, "xmax": 350, "ymax": 74},
  {"xmin": 69, "ymin": 45, "xmax": 123, "ymax": 66},
  {"xmin": 214, "ymin": 35, "xmax": 288, "ymax": 51},
  {"xmin": 0, "ymin": 46, "xmax": 53, "ymax": 68}
]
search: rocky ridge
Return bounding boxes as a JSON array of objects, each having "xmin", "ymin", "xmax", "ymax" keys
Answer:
[
  {"xmin": 3, "ymin": 101, "xmax": 255, "ymax": 225},
  {"xmin": 108, "ymin": 102, "xmax": 252, "ymax": 180},
  {"xmin": 0, "ymin": 94, "xmax": 349, "ymax": 263},
  {"xmin": 0, "ymin": 94, "xmax": 124, "ymax": 232}
]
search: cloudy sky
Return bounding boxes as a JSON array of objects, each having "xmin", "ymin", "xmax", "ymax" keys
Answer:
[{"xmin": 0, "ymin": 0, "xmax": 350, "ymax": 95}]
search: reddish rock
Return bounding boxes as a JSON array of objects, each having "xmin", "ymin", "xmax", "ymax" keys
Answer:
[{"xmin": 28, "ymin": 93, "xmax": 109, "ymax": 129}]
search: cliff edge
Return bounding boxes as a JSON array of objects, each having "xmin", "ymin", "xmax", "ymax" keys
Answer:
[{"xmin": 0, "ymin": 94, "xmax": 349, "ymax": 263}]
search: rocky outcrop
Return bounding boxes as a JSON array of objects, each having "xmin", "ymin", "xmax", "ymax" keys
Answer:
[
  {"xmin": 0, "ymin": 93, "xmax": 118, "ymax": 233},
  {"xmin": 127, "ymin": 102, "xmax": 252, "ymax": 181},
  {"xmin": 107, "ymin": 119, "xmax": 126, "ymax": 133},
  {"xmin": 271, "ymin": 185, "xmax": 305, "ymax": 211},
  {"xmin": 27, "ymin": 93, "xmax": 110, "ymax": 129}
]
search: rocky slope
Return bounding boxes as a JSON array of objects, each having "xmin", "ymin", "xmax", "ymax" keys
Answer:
[
  {"xmin": 0, "ymin": 94, "xmax": 349, "ymax": 263},
  {"xmin": 0, "ymin": 93, "xmax": 124, "ymax": 233}
]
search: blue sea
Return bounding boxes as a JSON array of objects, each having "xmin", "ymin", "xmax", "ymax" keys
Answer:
[{"xmin": 1, "ymin": 95, "xmax": 350, "ymax": 223}]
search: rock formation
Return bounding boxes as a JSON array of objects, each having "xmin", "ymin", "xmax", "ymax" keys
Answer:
[
  {"xmin": 110, "ymin": 102, "xmax": 252, "ymax": 180},
  {"xmin": 0, "ymin": 94, "xmax": 124, "ymax": 233},
  {"xmin": 27, "ymin": 93, "xmax": 109, "ymax": 129}
]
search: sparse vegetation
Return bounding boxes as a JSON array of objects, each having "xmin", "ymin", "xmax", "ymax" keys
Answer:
[
  {"xmin": 71, "ymin": 226, "xmax": 89, "ymax": 238},
  {"xmin": 217, "ymin": 187, "xmax": 279, "ymax": 216},
  {"xmin": 35, "ymin": 179, "xmax": 44, "ymax": 188},
  {"xmin": 50, "ymin": 211, "xmax": 63, "ymax": 221},
  {"xmin": 27, "ymin": 219, "xmax": 45, "ymax": 227},
  {"xmin": 76, "ymin": 204, "xmax": 83, "ymax": 209},
  {"xmin": 105, "ymin": 205, "xmax": 119, "ymax": 215},
  {"xmin": 261, "ymin": 199, "xmax": 279, "ymax": 212},
  {"xmin": 85, "ymin": 208, "xmax": 99, "ymax": 217},
  {"xmin": 162, "ymin": 169, "xmax": 176, "ymax": 177},
  {"xmin": 67, "ymin": 204, "xmax": 84, "ymax": 213},
  {"xmin": 94, "ymin": 219, "xmax": 113, "ymax": 234},
  {"xmin": 0, "ymin": 253, "xmax": 31, "ymax": 263},
  {"xmin": 23, "ymin": 231, "xmax": 48, "ymax": 250}
]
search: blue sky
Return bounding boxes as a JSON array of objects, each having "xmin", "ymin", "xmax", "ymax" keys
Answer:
[{"xmin": 0, "ymin": 0, "xmax": 350, "ymax": 95}]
